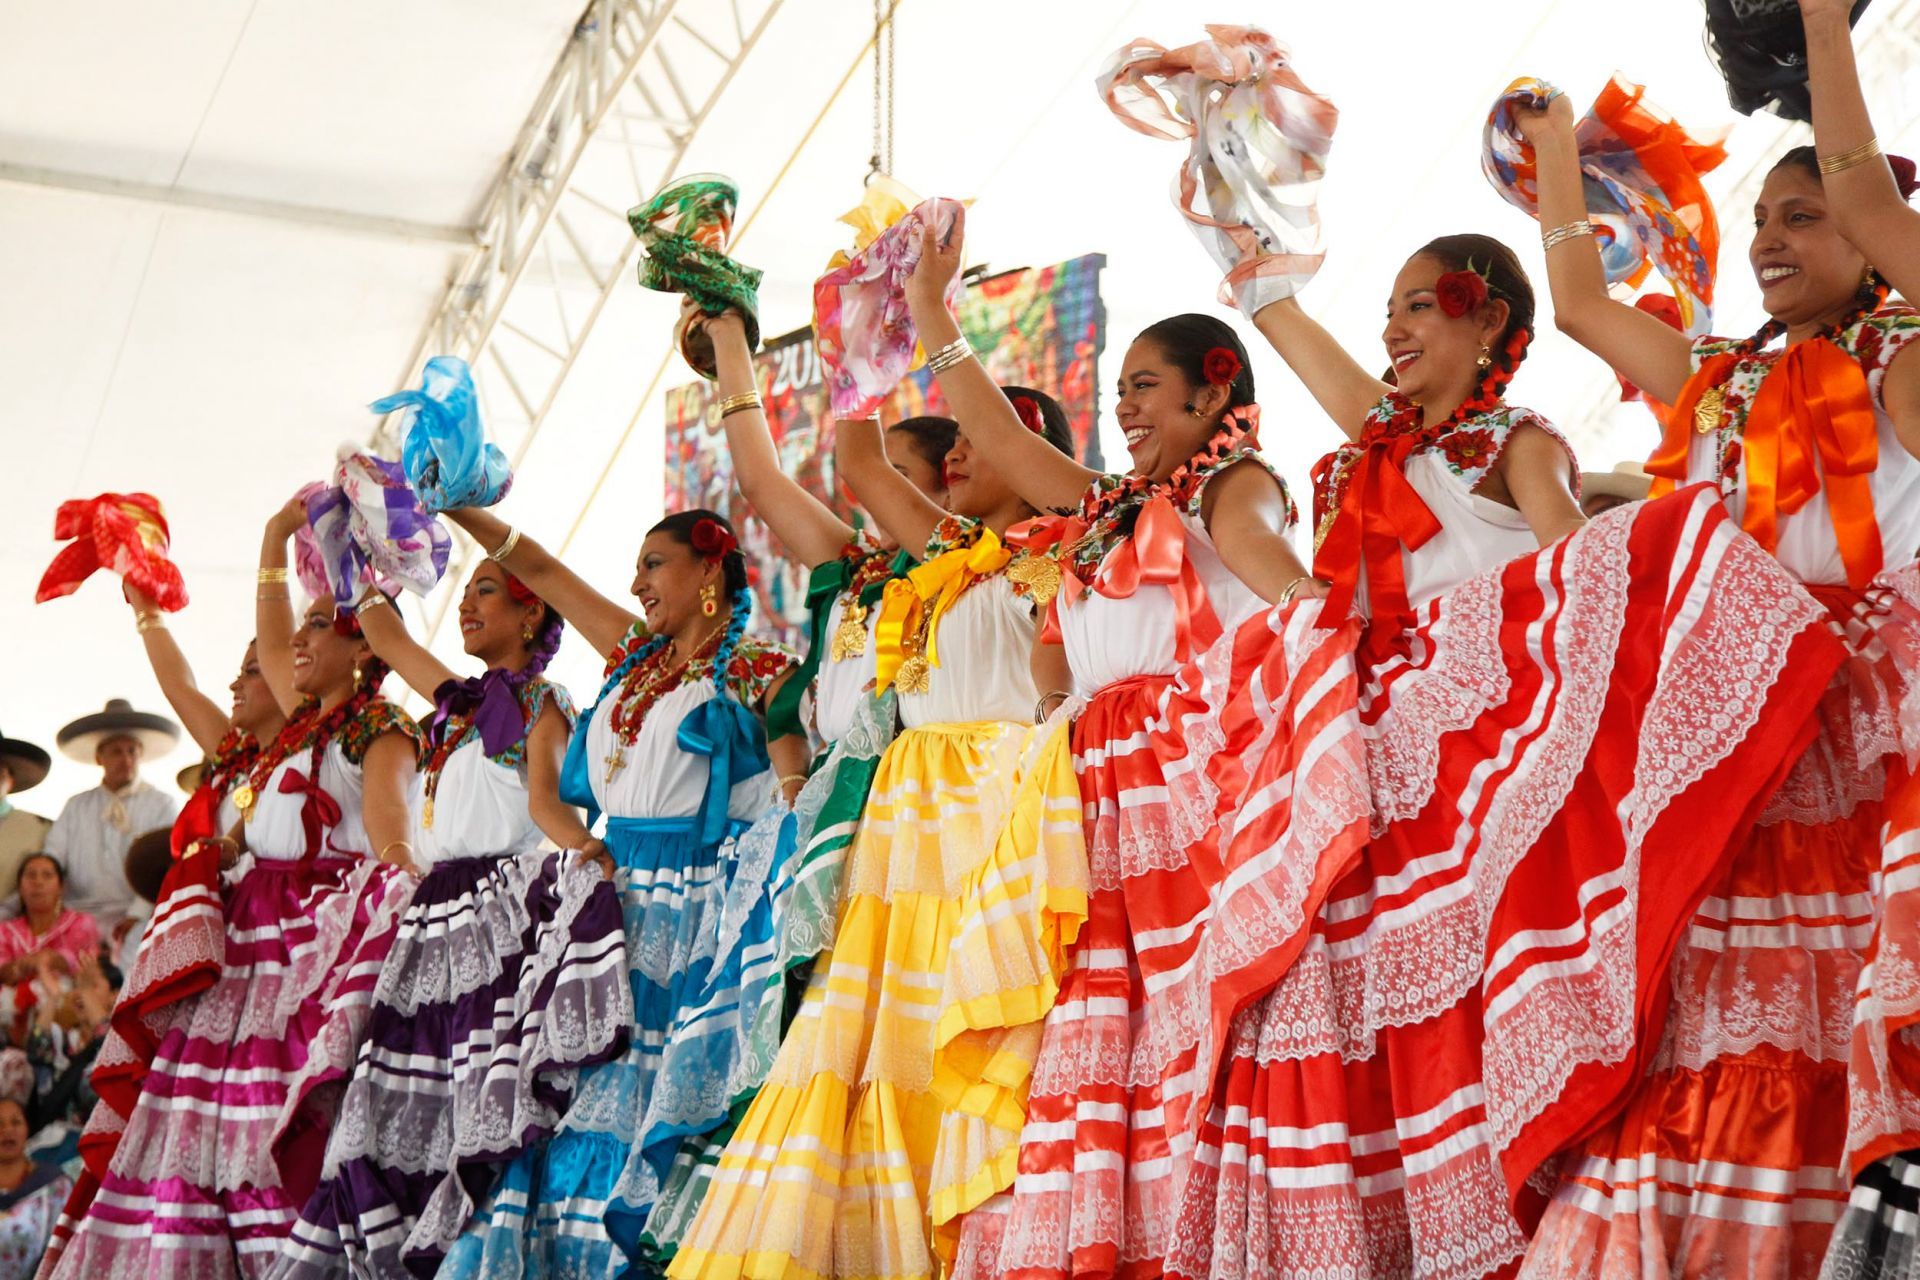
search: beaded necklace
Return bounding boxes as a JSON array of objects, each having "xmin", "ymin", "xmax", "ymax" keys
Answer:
[
  {"xmin": 599, "ymin": 624, "xmax": 726, "ymax": 784},
  {"xmin": 417, "ymin": 710, "xmax": 471, "ymax": 831},
  {"xmin": 232, "ymin": 692, "xmax": 366, "ymax": 823}
]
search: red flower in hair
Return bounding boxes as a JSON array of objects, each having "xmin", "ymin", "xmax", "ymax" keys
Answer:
[
  {"xmin": 1202, "ymin": 347, "xmax": 1242, "ymax": 387},
  {"xmin": 1012, "ymin": 396, "xmax": 1044, "ymax": 434},
  {"xmin": 1890, "ymin": 154, "xmax": 1919, "ymax": 202},
  {"xmin": 1435, "ymin": 270, "xmax": 1489, "ymax": 318},
  {"xmin": 689, "ymin": 517, "xmax": 736, "ymax": 560}
]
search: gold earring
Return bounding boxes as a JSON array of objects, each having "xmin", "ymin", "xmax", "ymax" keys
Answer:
[
  {"xmin": 522, "ymin": 625, "xmax": 535, "ymax": 643},
  {"xmin": 1476, "ymin": 345, "xmax": 1492, "ymax": 369},
  {"xmin": 352, "ymin": 664, "xmax": 364, "ymax": 685},
  {"xmin": 700, "ymin": 582, "xmax": 719, "ymax": 618}
]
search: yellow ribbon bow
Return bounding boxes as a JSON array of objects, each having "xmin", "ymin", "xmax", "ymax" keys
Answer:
[{"xmin": 873, "ymin": 526, "xmax": 1013, "ymax": 694}]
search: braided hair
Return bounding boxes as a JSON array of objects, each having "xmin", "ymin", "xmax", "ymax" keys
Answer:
[
  {"xmin": 501, "ymin": 572, "xmax": 566, "ymax": 695},
  {"xmin": 1415, "ymin": 233, "xmax": 1537, "ymax": 407}
]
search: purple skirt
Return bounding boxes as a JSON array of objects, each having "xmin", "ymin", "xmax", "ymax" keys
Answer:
[
  {"xmin": 48, "ymin": 852, "xmax": 412, "ymax": 1280},
  {"xmin": 270, "ymin": 848, "xmax": 629, "ymax": 1279}
]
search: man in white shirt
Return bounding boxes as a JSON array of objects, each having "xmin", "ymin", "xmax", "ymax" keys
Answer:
[{"xmin": 45, "ymin": 699, "xmax": 179, "ymax": 932}]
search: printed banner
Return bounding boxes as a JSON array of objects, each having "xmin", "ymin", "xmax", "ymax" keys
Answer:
[{"xmin": 664, "ymin": 252, "xmax": 1107, "ymax": 643}]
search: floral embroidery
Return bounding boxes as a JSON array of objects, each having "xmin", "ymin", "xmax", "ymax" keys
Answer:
[
  {"xmin": 1439, "ymin": 428, "xmax": 1498, "ymax": 473},
  {"xmin": 426, "ymin": 676, "xmax": 577, "ymax": 772},
  {"xmin": 1687, "ymin": 307, "xmax": 1920, "ymax": 492},
  {"xmin": 339, "ymin": 699, "xmax": 420, "ymax": 766},
  {"xmin": 603, "ymin": 622, "xmax": 795, "ymax": 732},
  {"xmin": 203, "ymin": 727, "xmax": 261, "ymax": 796}
]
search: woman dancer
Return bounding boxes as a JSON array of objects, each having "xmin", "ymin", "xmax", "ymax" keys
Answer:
[
  {"xmin": 670, "ymin": 349, "xmax": 1088, "ymax": 1280},
  {"xmin": 51, "ymin": 500, "xmax": 421, "ymax": 1279},
  {"xmin": 1508, "ymin": 67, "xmax": 1920, "ymax": 1276},
  {"xmin": 879, "ymin": 211, "xmax": 1338, "ymax": 1278},
  {"xmin": 433, "ymin": 505, "xmax": 803, "ymax": 1278},
  {"xmin": 1136, "ymin": 202, "xmax": 1847, "ymax": 1278},
  {"xmin": 273, "ymin": 559, "xmax": 629, "ymax": 1278},
  {"xmin": 1802, "ymin": 4, "xmax": 1920, "ymax": 1273},
  {"xmin": 630, "ymin": 305, "xmax": 957, "ymax": 1267},
  {"xmin": 37, "ymin": 582, "xmax": 292, "ymax": 1270}
]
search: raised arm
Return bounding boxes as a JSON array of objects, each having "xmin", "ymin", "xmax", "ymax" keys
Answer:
[
  {"xmin": 350, "ymin": 590, "xmax": 458, "ymax": 704},
  {"xmin": 1803, "ymin": 0, "xmax": 1920, "ymax": 300},
  {"xmin": 904, "ymin": 209, "xmax": 1098, "ymax": 510},
  {"xmin": 834, "ymin": 412, "xmax": 946, "ymax": 555},
  {"xmin": 1201, "ymin": 461, "xmax": 1320, "ymax": 604},
  {"xmin": 443, "ymin": 508, "xmax": 637, "ymax": 660},
  {"xmin": 1510, "ymin": 96, "xmax": 1694, "ymax": 405},
  {"xmin": 124, "ymin": 584, "xmax": 231, "ymax": 755},
  {"xmin": 698, "ymin": 304, "xmax": 855, "ymax": 567},
  {"xmin": 256, "ymin": 498, "xmax": 305, "ymax": 716},
  {"xmin": 1249, "ymin": 299, "xmax": 1393, "ymax": 443}
]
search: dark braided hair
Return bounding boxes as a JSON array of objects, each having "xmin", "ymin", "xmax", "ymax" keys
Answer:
[
  {"xmin": 1416, "ymin": 233, "xmax": 1537, "ymax": 406},
  {"xmin": 649, "ymin": 508, "xmax": 749, "ymax": 595},
  {"xmin": 1136, "ymin": 314, "xmax": 1258, "ymax": 413},
  {"xmin": 501, "ymin": 572, "xmax": 566, "ymax": 689}
]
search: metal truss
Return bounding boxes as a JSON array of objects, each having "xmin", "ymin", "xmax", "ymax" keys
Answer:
[{"xmin": 373, "ymin": 0, "xmax": 784, "ymax": 460}]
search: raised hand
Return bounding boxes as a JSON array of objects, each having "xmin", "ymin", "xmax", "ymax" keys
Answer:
[
  {"xmin": 1510, "ymin": 92, "xmax": 1575, "ymax": 147},
  {"xmin": 906, "ymin": 204, "xmax": 966, "ymax": 313}
]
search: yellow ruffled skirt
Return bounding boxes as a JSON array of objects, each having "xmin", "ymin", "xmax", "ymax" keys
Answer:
[{"xmin": 667, "ymin": 716, "xmax": 1088, "ymax": 1280}]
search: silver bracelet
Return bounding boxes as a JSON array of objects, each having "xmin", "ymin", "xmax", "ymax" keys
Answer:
[
  {"xmin": 1540, "ymin": 221, "xmax": 1596, "ymax": 252},
  {"xmin": 927, "ymin": 337, "xmax": 973, "ymax": 374},
  {"xmin": 1033, "ymin": 690, "xmax": 1069, "ymax": 723},
  {"xmin": 490, "ymin": 526, "xmax": 522, "ymax": 563}
]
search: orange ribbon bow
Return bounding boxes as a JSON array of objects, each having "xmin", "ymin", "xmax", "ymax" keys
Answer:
[{"xmin": 1651, "ymin": 338, "xmax": 1883, "ymax": 589}]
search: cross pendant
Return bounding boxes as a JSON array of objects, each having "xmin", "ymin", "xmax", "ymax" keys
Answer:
[{"xmin": 603, "ymin": 749, "xmax": 628, "ymax": 785}]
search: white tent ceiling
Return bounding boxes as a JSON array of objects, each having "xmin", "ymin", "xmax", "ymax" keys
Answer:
[{"xmin": 5, "ymin": 0, "xmax": 1916, "ymax": 811}]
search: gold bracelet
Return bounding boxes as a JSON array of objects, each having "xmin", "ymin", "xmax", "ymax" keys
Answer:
[
  {"xmin": 136, "ymin": 613, "xmax": 167, "ymax": 634},
  {"xmin": 1818, "ymin": 136, "xmax": 1883, "ymax": 175},
  {"xmin": 256, "ymin": 566, "xmax": 289, "ymax": 585},
  {"xmin": 717, "ymin": 392, "xmax": 763, "ymax": 418},
  {"xmin": 926, "ymin": 336, "xmax": 973, "ymax": 374},
  {"xmin": 1278, "ymin": 575, "xmax": 1314, "ymax": 607},
  {"xmin": 777, "ymin": 773, "xmax": 809, "ymax": 790},
  {"xmin": 1540, "ymin": 221, "xmax": 1596, "ymax": 252},
  {"xmin": 379, "ymin": 839, "xmax": 413, "ymax": 860},
  {"xmin": 490, "ymin": 526, "xmax": 522, "ymax": 563}
]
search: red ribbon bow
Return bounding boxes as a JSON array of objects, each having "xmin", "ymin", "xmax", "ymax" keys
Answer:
[
  {"xmin": 277, "ymin": 765, "xmax": 343, "ymax": 860},
  {"xmin": 1313, "ymin": 431, "xmax": 1444, "ymax": 628}
]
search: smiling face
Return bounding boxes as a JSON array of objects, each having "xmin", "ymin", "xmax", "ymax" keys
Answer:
[
  {"xmin": 1115, "ymin": 338, "xmax": 1229, "ymax": 483},
  {"xmin": 228, "ymin": 642, "xmax": 276, "ymax": 735},
  {"xmin": 288, "ymin": 598, "xmax": 369, "ymax": 698},
  {"xmin": 16, "ymin": 855, "xmax": 61, "ymax": 918},
  {"xmin": 96, "ymin": 735, "xmax": 142, "ymax": 790},
  {"xmin": 1750, "ymin": 162, "xmax": 1872, "ymax": 334},
  {"xmin": 0, "ymin": 1099, "xmax": 26, "ymax": 1164},
  {"xmin": 1380, "ymin": 254, "xmax": 1508, "ymax": 409},
  {"xmin": 630, "ymin": 531, "xmax": 720, "ymax": 637},
  {"xmin": 457, "ymin": 562, "xmax": 542, "ymax": 665}
]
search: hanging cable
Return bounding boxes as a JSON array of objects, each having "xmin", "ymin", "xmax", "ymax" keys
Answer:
[{"xmin": 868, "ymin": 0, "xmax": 894, "ymax": 182}]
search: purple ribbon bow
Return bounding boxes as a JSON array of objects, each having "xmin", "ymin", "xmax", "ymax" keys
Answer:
[{"xmin": 431, "ymin": 671, "xmax": 526, "ymax": 759}]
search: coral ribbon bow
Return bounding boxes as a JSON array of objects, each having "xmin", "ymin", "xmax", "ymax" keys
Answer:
[
  {"xmin": 1313, "ymin": 433, "xmax": 1443, "ymax": 625},
  {"xmin": 277, "ymin": 766, "xmax": 342, "ymax": 861},
  {"xmin": 873, "ymin": 527, "xmax": 1012, "ymax": 692},
  {"xmin": 1651, "ymin": 339, "xmax": 1882, "ymax": 589}
]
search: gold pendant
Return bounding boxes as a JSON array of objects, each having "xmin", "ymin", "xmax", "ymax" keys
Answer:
[
  {"xmin": 830, "ymin": 601, "xmax": 869, "ymax": 662},
  {"xmin": 232, "ymin": 783, "xmax": 256, "ymax": 823},
  {"xmin": 894, "ymin": 655, "xmax": 931, "ymax": 695},
  {"xmin": 1692, "ymin": 385, "xmax": 1726, "ymax": 436},
  {"xmin": 421, "ymin": 795, "xmax": 435, "ymax": 830},
  {"xmin": 1007, "ymin": 554, "xmax": 1063, "ymax": 607}
]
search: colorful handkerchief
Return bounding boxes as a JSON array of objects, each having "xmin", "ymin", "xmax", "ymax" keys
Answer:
[
  {"xmin": 629, "ymin": 174, "xmax": 764, "ymax": 378},
  {"xmin": 1484, "ymin": 75, "xmax": 1728, "ymax": 335},
  {"xmin": 36, "ymin": 493, "xmax": 188, "ymax": 611},
  {"xmin": 292, "ymin": 450, "xmax": 451, "ymax": 605},
  {"xmin": 813, "ymin": 194, "xmax": 965, "ymax": 420},
  {"xmin": 1098, "ymin": 25, "xmax": 1338, "ymax": 315},
  {"xmin": 376, "ymin": 355, "xmax": 512, "ymax": 513}
]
